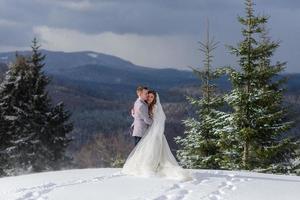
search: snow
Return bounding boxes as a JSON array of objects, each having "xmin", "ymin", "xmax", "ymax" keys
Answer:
[
  {"xmin": 87, "ymin": 53, "xmax": 98, "ymax": 58},
  {"xmin": 0, "ymin": 168, "xmax": 299, "ymax": 200}
]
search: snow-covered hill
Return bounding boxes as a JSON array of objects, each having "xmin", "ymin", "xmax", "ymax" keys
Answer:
[{"xmin": 0, "ymin": 168, "xmax": 299, "ymax": 200}]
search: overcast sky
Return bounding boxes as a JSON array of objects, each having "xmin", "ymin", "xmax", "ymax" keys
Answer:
[{"xmin": 0, "ymin": 0, "xmax": 299, "ymax": 72}]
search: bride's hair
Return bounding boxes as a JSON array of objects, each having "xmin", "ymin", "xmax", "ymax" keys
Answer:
[{"xmin": 148, "ymin": 90, "xmax": 157, "ymax": 117}]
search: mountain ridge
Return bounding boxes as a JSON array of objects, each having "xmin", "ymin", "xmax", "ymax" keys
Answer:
[{"xmin": 0, "ymin": 50, "xmax": 299, "ymax": 168}]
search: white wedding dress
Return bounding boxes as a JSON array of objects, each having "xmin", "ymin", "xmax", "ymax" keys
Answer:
[{"xmin": 122, "ymin": 94, "xmax": 191, "ymax": 181}]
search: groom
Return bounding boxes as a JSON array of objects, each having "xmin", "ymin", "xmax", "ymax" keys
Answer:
[{"xmin": 131, "ymin": 86, "xmax": 153, "ymax": 146}]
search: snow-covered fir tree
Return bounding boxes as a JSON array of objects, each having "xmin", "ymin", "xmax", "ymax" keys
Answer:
[
  {"xmin": 175, "ymin": 23, "xmax": 229, "ymax": 169},
  {"xmin": 28, "ymin": 38, "xmax": 73, "ymax": 171},
  {"xmin": 0, "ymin": 55, "xmax": 36, "ymax": 175},
  {"xmin": 223, "ymin": 0, "xmax": 297, "ymax": 171},
  {"xmin": 0, "ymin": 38, "xmax": 73, "ymax": 176}
]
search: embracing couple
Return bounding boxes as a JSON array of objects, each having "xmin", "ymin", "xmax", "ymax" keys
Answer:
[{"xmin": 121, "ymin": 86, "xmax": 191, "ymax": 181}]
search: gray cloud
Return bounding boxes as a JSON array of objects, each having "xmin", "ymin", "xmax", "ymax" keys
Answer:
[
  {"xmin": 0, "ymin": 0, "xmax": 299, "ymax": 72},
  {"xmin": 0, "ymin": 0, "xmax": 297, "ymax": 37},
  {"xmin": 0, "ymin": 0, "xmax": 245, "ymax": 37}
]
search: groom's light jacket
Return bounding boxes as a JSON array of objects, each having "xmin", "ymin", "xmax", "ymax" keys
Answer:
[{"xmin": 132, "ymin": 98, "xmax": 153, "ymax": 137}]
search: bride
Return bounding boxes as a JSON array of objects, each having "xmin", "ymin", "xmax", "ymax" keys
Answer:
[{"xmin": 122, "ymin": 91, "xmax": 191, "ymax": 181}]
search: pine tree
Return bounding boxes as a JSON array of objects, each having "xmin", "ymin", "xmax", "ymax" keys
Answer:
[
  {"xmin": 0, "ymin": 38, "xmax": 73, "ymax": 176},
  {"xmin": 223, "ymin": 0, "xmax": 296, "ymax": 171},
  {"xmin": 27, "ymin": 38, "xmax": 55, "ymax": 171},
  {"xmin": 175, "ymin": 23, "xmax": 228, "ymax": 169},
  {"xmin": 0, "ymin": 55, "xmax": 36, "ymax": 175},
  {"xmin": 28, "ymin": 38, "xmax": 73, "ymax": 171}
]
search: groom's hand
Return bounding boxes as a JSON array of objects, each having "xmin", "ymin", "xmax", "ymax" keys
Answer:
[{"xmin": 131, "ymin": 108, "xmax": 135, "ymax": 117}]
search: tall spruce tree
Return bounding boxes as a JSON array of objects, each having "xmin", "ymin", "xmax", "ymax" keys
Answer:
[
  {"xmin": 28, "ymin": 38, "xmax": 73, "ymax": 171},
  {"xmin": 175, "ymin": 23, "xmax": 228, "ymax": 169},
  {"xmin": 0, "ymin": 38, "xmax": 73, "ymax": 176},
  {"xmin": 223, "ymin": 0, "xmax": 296, "ymax": 171},
  {"xmin": 0, "ymin": 55, "xmax": 36, "ymax": 175}
]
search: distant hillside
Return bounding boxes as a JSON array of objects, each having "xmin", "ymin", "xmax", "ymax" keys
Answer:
[
  {"xmin": 0, "ymin": 50, "xmax": 135, "ymax": 72},
  {"xmin": 0, "ymin": 50, "xmax": 198, "ymax": 101},
  {"xmin": 0, "ymin": 50, "xmax": 299, "ymax": 167}
]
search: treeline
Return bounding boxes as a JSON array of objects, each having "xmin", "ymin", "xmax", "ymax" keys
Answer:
[
  {"xmin": 0, "ymin": 38, "xmax": 73, "ymax": 177},
  {"xmin": 176, "ymin": 0, "xmax": 300, "ymax": 174}
]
